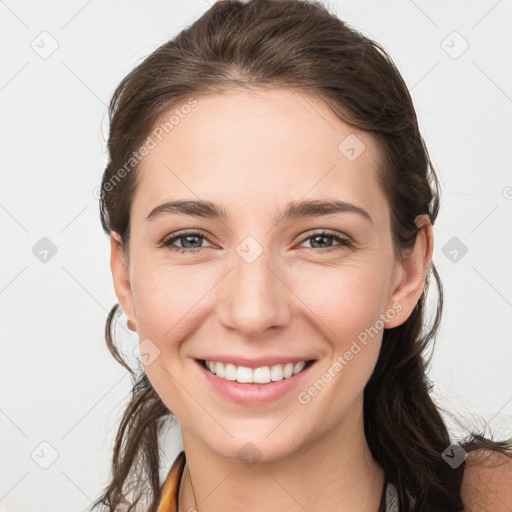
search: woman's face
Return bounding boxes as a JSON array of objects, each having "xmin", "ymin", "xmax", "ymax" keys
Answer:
[{"xmin": 111, "ymin": 88, "xmax": 417, "ymax": 462}]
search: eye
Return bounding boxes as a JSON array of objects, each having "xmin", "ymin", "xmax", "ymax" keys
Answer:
[
  {"xmin": 159, "ymin": 230, "xmax": 213, "ymax": 254},
  {"xmin": 159, "ymin": 229, "xmax": 353, "ymax": 255},
  {"xmin": 297, "ymin": 230, "xmax": 353, "ymax": 252}
]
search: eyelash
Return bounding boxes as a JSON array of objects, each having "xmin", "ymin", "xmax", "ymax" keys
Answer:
[{"xmin": 159, "ymin": 229, "xmax": 353, "ymax": 254}]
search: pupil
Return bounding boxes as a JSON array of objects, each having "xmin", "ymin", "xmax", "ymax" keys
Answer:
[
  {"xmin": 184, "ymin": 235, "xmax": 199, "ymax": 248},
  {"xmin": 312, "ymin": 235, "xmax": 330, "ymax": 248}
]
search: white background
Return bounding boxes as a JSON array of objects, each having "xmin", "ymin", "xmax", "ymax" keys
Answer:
[{"xmin": 1, "ymin": 1, "xmax": 511, "ymax": 510}]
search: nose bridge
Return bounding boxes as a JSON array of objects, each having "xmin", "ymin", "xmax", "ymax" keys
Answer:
[{"xmin": 218, "ymin": 236, "xmax": 290, "ymax": 336}]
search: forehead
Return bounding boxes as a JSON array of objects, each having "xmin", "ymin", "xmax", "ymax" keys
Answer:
[{"xmin": 132, "ymin": 88, "xmax": 388, "ymax": 225}]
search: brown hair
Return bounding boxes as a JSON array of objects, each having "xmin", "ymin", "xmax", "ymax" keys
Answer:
[{"xmin": 91, "ymin": 1, "xmax": 512, "ymax": 510}]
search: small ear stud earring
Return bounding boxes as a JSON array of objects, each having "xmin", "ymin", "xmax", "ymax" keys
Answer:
[{"xmin": 127, "ymin": 319, "xmax": 136, "ymax": 331}]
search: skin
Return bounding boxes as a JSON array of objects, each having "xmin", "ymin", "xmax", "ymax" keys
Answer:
[{"xmin": 110, "ymin": 88, "xmax": 433, "ymax": 512}]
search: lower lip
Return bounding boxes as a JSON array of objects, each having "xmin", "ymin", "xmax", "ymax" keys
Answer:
[{"xmin": 195, "ymin": 359, "xmax": 316, "ymax": 405}]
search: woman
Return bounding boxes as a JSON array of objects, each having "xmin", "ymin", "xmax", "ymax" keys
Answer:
[{"xmin": 91, "ymin": 1, "xmax": 512, "ymax": 511}]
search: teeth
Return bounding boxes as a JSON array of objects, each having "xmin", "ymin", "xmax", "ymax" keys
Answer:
[
  {"xmin": 237, "ymin": 365, "xmax": 253, "ymax": 383},
  {"xmin": 225, "ymin": 363, "xmax": 237, "ymax": 381},
  {"xmin": 253, "ymin": 366, "xmax": 271, "ymax": 384},
  {"xmin": 293, "ymin": 361, "xmax": 305, "ymax": 374},
  {"xmin": 283, "ymin": 362, "xmax": 294, "ymax": 378},
  {"xmin": 204, "ymin": 359, "xmax": 310, "ymax": 384}
]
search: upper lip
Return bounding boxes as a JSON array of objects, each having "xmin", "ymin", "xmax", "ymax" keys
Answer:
[{"xmin": 196, "ymin": 355, "xmax": 316, "ymax": 368}]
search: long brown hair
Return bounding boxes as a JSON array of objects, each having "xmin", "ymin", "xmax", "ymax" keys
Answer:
[{"xmin": 91, "ymin": 1, "xmax": 512, "ymax": 510}]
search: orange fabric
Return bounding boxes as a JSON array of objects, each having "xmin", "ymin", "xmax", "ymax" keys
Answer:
[{"xmin": 157, "ymin": 451, "xmax": 186, "ymax": 512}]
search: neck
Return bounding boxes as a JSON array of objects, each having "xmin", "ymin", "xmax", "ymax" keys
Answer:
[{"xmin": 177, "ymin": 395, "xmax": 384, "ymax": 512}]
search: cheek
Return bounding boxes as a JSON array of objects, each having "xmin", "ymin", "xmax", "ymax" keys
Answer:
[
  {"xmin": 129, "ymin": 265, "xmax": 218, "ymax": 420},
  {"xmin": 132, "ymin": 251, "xmax": 391, "ymax": 352},
  {"xmin": 131, "ymin": 261, "xmax": 216, "ymax": 342},
  {"xmin": 291, "ymin": 263, "xmax": 387, "ymax": 388},
  {"xmin": 292, "ymin": 269, "xmax": 386, "ymax": 432},
  {"xmin": 290, "ymin": 261, "xmax": 389, "ymax": 343}
]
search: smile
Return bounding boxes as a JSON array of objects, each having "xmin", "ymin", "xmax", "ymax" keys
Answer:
[{"xmin": 202, "ymin": 359, "xmax": 314, "ymax": 384}]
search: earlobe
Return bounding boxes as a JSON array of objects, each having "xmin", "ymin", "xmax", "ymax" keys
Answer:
[
  {"xmin": 110, "ymin": 233, "xmax": 137, "ymax": 332},
  {"xmin": 385, "ymin": 215, "xmax": 433, "ymax": 329}
]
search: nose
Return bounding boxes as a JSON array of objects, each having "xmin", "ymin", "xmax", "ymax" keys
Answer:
[{"xmin": 217, "ymin": 246, "xmax": 292, "ymax": 338}]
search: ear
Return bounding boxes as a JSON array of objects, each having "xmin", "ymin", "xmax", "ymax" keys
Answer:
[
  {"xmin": 110, "ymin": 232, "xmax": 137, "ymax": 332},
  {"xmin": 385, "ymin": 214, "xmax": 434, "ymax": 329}
]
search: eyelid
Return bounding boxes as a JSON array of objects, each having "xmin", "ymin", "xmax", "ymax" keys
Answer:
[
  {"xmin": 159, "ymin": 229, "xmax": 216, "ymax": 248},
  {"xmin": 160, "ymin": 228, "xmax": 354, "ymax": 252},
  {"xmin": 294, "ymin": 229, "xmax": 354, "ymax": 251},
  {"xmin": 296, "ymin": 228, "xmax": 352, "ymax": 244}
]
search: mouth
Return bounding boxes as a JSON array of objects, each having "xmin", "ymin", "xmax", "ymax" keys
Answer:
[
  {"xmin": 198, "ymin": 358, "xmax": 316, "ymax": 385},
  {"xmin": 194, "ymin": 357, "xmax": 317, "ymax": 404}
]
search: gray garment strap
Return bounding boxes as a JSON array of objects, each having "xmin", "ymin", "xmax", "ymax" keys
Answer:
[
  {"xmin": 386, "ymin": 482, "xmax": 417, "ymax": 512},
  {"xmin": 385, "ymin": 482, "xmax": 399, "ymax": 512}
]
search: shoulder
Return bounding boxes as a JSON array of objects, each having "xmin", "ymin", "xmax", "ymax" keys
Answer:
[{"xmin": 460, "ymin": 449, "xmax": 512, "ymax": 511}]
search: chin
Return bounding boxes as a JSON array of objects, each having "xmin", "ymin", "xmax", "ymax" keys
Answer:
[{"xmin": 197, "ymin": 425, "xmax": 309, "ymax": 465}]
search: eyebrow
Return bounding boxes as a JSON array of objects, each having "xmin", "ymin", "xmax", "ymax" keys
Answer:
[{"xmin": 146, "ymin": 198, "xmax": 373, "ymax": 225}]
